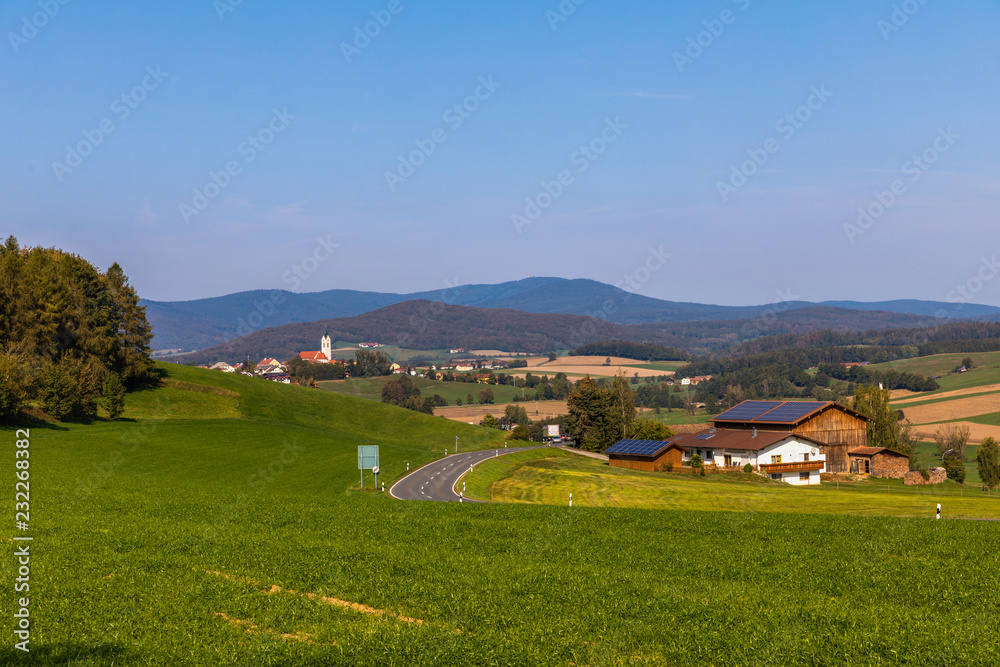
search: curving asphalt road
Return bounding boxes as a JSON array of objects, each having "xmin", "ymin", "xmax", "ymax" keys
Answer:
[{"xmin": 390, "ymin": 446, "xmax": 545, "ymax": 502}]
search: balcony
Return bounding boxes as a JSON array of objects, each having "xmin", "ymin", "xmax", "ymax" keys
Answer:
[{"xmin": 759, "ymin": 461, "xmax": 825, "ymax": 474}]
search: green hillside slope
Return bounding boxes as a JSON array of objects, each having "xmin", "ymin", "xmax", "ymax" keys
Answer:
[{"xmin": 4, "ymin": 363, "xmax": 1000, "ymax": 665}]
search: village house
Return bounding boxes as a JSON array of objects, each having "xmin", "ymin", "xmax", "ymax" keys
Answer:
[
  {"xmin": 254, "ymin": 358, "xmax": 283, "ymax": 374},
  {"xmin": 209, "ymin": 362, "xmax": 236, "ymax": 373},
  {"xmin": 711, "ymin": 400, "xmax": 870, "ymax": 473},
  {"xmin": 298, "ymin": 351, "xmax": 330, "ymax": 363}
]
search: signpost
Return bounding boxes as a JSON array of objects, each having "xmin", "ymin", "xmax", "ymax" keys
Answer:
[{"xmin": 358, "ymin": 446, "xmax": 379, "ymax": 489}]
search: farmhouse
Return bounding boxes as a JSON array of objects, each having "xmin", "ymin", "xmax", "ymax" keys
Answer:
[
  {"xmin": 677, "ymin": 429, "xmax": 825, "ymax": 485},
  {"xmin": 847, "ymin": 447, "xmax": 909, "ymax": 478},
  {"xmin": 298, "ymin": 351, "xmax": 329, "ymax": 363},
  {"xmin": 712, "ymin": 400, "xmax": 869, "ymax": 473},
  {"xmin": 605, "ymin": 440, "xmax": 686, "ymax": 472},
  {"xmin": 607, "ymin": 429, "xmax": 827, "ymax": 485}
]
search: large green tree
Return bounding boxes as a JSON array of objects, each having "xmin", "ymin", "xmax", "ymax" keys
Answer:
[
  {"xmin": 976, "ymin": 437, "xmax": 1000, "ymax": 490},
  {"xmin": 0, "ymin": 238, "xmax": 156, "ymax": 423},
  {"xmin": 852, "ymin": 384, "xmax": 904, "ymax": 453},
  {"xmin": 566, "ymin": 373, "xmax": 637, "ymax": 452}
]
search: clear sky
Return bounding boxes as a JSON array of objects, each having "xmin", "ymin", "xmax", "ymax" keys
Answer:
[{"xmin": 3, "ymin": 0, "xmax": 999, "ymax": 307}]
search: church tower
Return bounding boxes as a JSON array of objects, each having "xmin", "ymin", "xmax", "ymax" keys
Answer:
[{"xmin": 321, "ymin": 327, "xmax": 332, "ymax": 360}]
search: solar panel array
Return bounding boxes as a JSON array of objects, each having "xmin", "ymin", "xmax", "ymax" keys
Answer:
[
  {"xmin": 694, "ymin": 433, "xmax": 716, "ymax": 440},
  {"xmin": 714, "ymin": 401, "xmax": 784, "ymax": 422},
  {"xmin": 606, "ymin": 439, "xmax": 672, "ymax": 456},
  {"xmin": 714, "ymin": 400, "xmax": 830, "ymax": 424},
  {"xmin": 753, "ymin": 401, "xmax": 826, "ymax": 423}
]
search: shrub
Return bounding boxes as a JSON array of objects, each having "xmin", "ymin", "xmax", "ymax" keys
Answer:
[
  {"xmin": 743, "ymin": 463, "xmax": 753, "ymax": 474},
  {"xmin": 920, "ymin": 468, "xmax": 930, "ymax": 481},
  {"xmin": 690, "ymin": 453, "xmax": 703, "ymax": 469},
  {"xmin": 665, "ymin": 462, "xmax": 674, "ymax": 472},
  {"xmin": 699, "ymin": 466, "xmax": 706, "ymax": 477}
]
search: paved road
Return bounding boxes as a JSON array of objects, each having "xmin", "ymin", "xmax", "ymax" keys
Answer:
[{"xmin": 390, "ymin": 446, "xmax": 544, "ymax": 502}]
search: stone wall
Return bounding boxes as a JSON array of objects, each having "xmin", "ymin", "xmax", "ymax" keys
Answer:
[
  {"xmin": 904, "ymin": 467, "xmax": 947, "ymax": 486},
  {"xmin": 872, "ymin": 453, "xmax": 910, "ymax": 479}
]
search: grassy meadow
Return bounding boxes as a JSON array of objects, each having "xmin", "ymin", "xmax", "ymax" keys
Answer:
[
  {"xmin": 317, "ymin": 376, "xmax": 525, "ymax": 405},
  {"xmin": 4, "ymin": 363, "xmax": 1000, "ymax": 665},
  {"xmin": 463, "ymin": 449, "xmax": 1000, "ymax": 518}
]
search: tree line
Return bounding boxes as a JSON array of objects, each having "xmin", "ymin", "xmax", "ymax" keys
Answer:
[{"xmin": 0, "ymin": 237, "xmax": 155, "ymax": 423}]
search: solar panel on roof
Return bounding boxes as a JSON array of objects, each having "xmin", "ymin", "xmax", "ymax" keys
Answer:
[
  {"xmin": 606, "ymin": 439, "xmax": 671, "ymax": 456},
  {"xmin": 752, "ymin": 401, "xmax": 826, "ymax": 423},
  {"xmin": 714, "ymin": 401, "xmax": 784, "ymax": 422},
  {"xmin": 694, "ymin": 433, "xmax": 715, "ymax": 440}
]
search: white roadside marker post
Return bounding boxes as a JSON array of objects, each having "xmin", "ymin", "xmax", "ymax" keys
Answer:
[{"xmin": 569, "ymin": 493, "xmax": 573, "ymax": 507}]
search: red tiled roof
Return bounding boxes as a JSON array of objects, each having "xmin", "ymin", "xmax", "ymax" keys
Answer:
[
  {"xmin": 299, "ymin": 351, "xmax": 328, "ymax": 361},
  {"xmin": 849, "ymin": 447, "xmax": 908, "ymax": 457}
]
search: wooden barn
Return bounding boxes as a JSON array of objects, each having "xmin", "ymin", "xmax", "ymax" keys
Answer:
[
  {"xmin": 712, "ymin": 401, "xmax": 870, "ymax": 473},
  {"xmin": 848, "ymin": 447, "xmax": 910, "ymax": 478},
  {"xmin": 606, "ymin": 439, "xmax": 685, "ymax": 472}
]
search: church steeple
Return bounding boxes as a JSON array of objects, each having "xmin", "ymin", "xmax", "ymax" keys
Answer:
[{"xmin": 321, "ymin": 327, "xmax": 332, "ymax": 360}]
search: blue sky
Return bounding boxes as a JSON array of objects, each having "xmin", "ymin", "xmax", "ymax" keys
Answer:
[{"xmin": 2, "ymin": 0, "xmax": 999, "ymax": 307}]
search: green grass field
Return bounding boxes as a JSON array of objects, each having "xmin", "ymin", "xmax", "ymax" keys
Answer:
[
  {"xmin": 874, "ymin": 351, "xmax": 1000, "ymax": 394},
  {"xmin": 317, "ymin": 376, "xmax": 525, "ymax": 405},
  {"xmin": 5, "ymin": 363, "xmax": 1000, "ymax": 665},
  {"xmin": 462, "ymin": 449, "xmax": 1000, "ymax": 518}
]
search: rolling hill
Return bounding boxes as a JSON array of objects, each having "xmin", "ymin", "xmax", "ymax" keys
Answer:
[
  {"xmin": 143, "ymin": 277, "xmax": 1000, "ymax": 352},
  {"xmin": 177, "ymin": 300, "xmax": 934, "ymax": 366}
]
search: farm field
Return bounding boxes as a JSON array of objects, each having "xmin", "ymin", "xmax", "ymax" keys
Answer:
[
  {"xmin": 878, "ymin": 352, "xmax": 1000, "ymax": 443},
  {"xmin": 6, "ymin": 362, "xmax": 1000, "ymax": 665},
  {"xmin": 462, "ymin": 449, "xmax": 1000, "ymax": 519},
  {"xmin": 434, "ymin": 400, "xmax": 569, "ymax": 424},
  {"xmin": 516, "ymin": 355, "xmax": 676, "ymax": 378}
]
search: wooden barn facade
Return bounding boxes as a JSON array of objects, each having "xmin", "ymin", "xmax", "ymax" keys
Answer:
[
  {"xmin": 712, "ymin": 401, "xmax": 870, "ymax": 473},
  {"xmin": 606, "ymin": 440, "xmax": 685, "ymax": 472}
]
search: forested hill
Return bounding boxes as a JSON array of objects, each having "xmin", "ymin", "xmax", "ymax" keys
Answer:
[
  {"xmin": 178, "ymin": 300, "xmax": 935, "ymax": 366},
  {"xmin": 0, "ymin": 237, "xmax": 156, "ymax": 423},
  {"xmin": 143, "ymin": 276, "xmax": 1000, "ymax": 352}
]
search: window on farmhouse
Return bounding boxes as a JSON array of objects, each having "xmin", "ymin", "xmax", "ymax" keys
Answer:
[
  {"xmin": 770, "ymin": 473, "xmax": 781, "ymax": 481},
  {"xmin": 799, "ymin": 472, "xmax": 810, "ymax": 481},
  {"xmin": 771, "ymin": 455, "xmax": 782, "ymax": 464},
  {"xmin": 724, "ymin": 455, "xmax": 732, "ymax": 467},
  {"xmin": 803, "ymin": 453, "xmax": 810, "ymax": 462}
]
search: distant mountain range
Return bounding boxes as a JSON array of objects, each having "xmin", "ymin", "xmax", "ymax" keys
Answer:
[
  {"xmin": 177, "ymin": 301, "xmax": 939, "ymax": 366},
  {"xmin": 144, "ymin": 277, "xmax": 1000, "ymax": 353}
]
